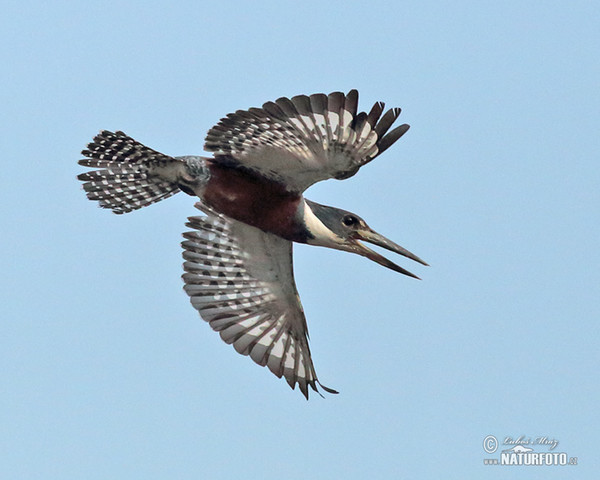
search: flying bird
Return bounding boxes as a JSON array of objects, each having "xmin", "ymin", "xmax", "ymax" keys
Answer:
[{"xmin": 78, "ymin": 90, "xmax": 427, "ymax": 398}]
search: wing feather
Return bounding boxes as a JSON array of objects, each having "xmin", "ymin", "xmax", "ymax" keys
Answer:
[
  {"xmin": 374, "ymin": 107, "xmax": 402, "ymax": 137},
  {"xmin": 378, "ymin": 123, "xmax": 411, "ymax": 155},
  {"xmin": 203, "ymin": 90, "xmax": 409, "ymax": 192},
  {"xmin": 182, "ymin": 204, "xmax": 336, "ymax": 398}
]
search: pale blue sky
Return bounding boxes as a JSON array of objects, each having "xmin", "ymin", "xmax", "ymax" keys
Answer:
[{"xmin": 2, "ymin": 1, "xmax": 599, "ymax": 478}]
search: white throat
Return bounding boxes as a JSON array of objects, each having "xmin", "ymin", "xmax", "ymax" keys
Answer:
[{"xmin": 302, "ymin": 200, "xmax": 345, "ymax": 248}]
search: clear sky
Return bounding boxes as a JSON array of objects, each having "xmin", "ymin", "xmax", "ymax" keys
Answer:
[{"xmin": 2, "ymin": 1, "xmax": 598, "ymax": 478}]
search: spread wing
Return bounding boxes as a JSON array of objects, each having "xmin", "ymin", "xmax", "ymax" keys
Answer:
[
  {"xmin": 181, "ymin": 204, "xmax": 337, "ymax": 399},
  {"xmin": 204, "ymin": 89, "xmax": 409, "ymax": 193}
]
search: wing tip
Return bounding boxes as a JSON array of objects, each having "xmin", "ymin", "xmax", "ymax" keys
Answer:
[
  {"xmin": 293, "ymin": 377, "xmax": 339, "ymax": 400},
  {"xmin": 377, "ymin": 123, "xmax": 411, "ymax": 155}
]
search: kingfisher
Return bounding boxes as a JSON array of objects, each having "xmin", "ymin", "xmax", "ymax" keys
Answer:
[{"xmin": 78, "ymin": 90, "xmax": 427, "ymax": 399}]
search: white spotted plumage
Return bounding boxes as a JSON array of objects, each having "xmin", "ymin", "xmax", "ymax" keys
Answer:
[
  {"xmin": 204, "ymin": 90, "xmax": 409, "ymax": 192},
  {"xmin": 77, "ymin": 90, "xmax": 412, "ymax": 399},
  {"xmin": 182, "ymin": 204, "xmax": 336, "ymax": 398},
  {"xmin": 78, "ymin": 130, "xmax": 187, "ymax": 214}
]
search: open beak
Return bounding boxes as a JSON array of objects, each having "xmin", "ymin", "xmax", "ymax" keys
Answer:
[{"xmin": 351, "ymin": 227, "xmax": 428, "ymax": 279}]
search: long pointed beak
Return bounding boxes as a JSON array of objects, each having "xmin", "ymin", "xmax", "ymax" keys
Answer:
[{"xmin": 352, "ymin": 227, "xmax": 428, "ymax": 279}]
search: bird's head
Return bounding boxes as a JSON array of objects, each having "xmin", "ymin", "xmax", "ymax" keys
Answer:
[{"xmin": 302, "ymin": 200, "xmax": 428, "ymax": 279}]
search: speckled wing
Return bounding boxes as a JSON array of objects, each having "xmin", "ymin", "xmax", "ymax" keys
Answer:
[
  {"xmin": 204, "ymin": 90, "xmax": 409, "ymax": 193},
  {"xmin": 181, "ymin": 203, "xmax": 336, "ymax": 399}
]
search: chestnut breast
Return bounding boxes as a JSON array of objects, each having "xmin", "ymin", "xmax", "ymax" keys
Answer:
[{"xmin": 202, "ymin": 162, "xmax": 306, "ymax": 242}]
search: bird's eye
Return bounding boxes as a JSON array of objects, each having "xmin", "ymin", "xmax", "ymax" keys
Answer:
[{"xmin": 342, "ymin": 215, "xmax": 359, "ymax": 227}]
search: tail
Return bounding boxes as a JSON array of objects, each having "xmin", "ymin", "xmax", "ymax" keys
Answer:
[{"xmin": 78, "ymin": 130, "xmax": 183, "ymax": 214}]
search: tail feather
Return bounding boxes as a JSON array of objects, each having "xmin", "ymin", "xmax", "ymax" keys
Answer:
[{"xmin": 78, "ymin": 130, "xmax": 182, "ymax": 214}]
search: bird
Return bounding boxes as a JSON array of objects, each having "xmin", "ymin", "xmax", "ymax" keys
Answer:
[{"xmin": 77, "ymin": 89, "xmax": 427, "ymax": 399}]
